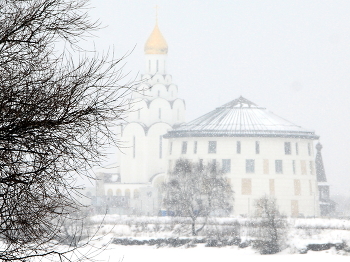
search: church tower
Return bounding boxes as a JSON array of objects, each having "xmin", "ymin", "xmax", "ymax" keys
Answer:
[
  {"xmin": 119, "ymin": 20, "xmax": 186, "ymax": 184},
  {"xmin": 144, "ymin": 20, "xmax": 168, "ymax": 75},
  {"xmin": 315, "ymin": 142, "xmax": 335, "ymax": 216}
]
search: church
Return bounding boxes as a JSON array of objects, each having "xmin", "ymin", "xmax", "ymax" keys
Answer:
[{"xmin": 92, "ymin": 20, "xmax": 333, "ymax": 217}]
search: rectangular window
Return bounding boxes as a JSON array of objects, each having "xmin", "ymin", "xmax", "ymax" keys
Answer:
[
  {"xmin": 212, "ymin": 159, "xmax": 217, "ymax": 170},
  {"xmin": 291, "ymin": 200, "xmax": 299, "ymax": 217},
  {"xmin": 156, "ymin": 60, "xmax": 159, "ymax": 72},
  {"xmin": 133, "ymin": 136, "xmax": 136, "ymax": 159},
  {"xmin": 275, "ymin": 160, "xmax": 283, "ymax": 174},
  {"xmin": 263, "ymin": 159, "xmax": 269, "ymax": 174},
  {"xmin": 320, "ymin": 187, "xmax": 330, "ymax": 199},
  {"xmin": 242, "ymin": 178, "xmax": 252, "ymax": 195},
  {"xmin": 138, "ymin": 110, "xmax": 141, "ymax": 119},
  {"xmin": 194, "ymin": 141, "xmax": 197, "ymax": 154},
  {"xmin": 294, "ymin": 179, "xmax": 301, "ymax": 196},
  {"xmin": 292, "ymin": 160, "xmax": 296, "ymax": 174},
  {"xmin": 222, "ymin": 159, "xmax": 231, "ymax": 173},
  {"xmin": 309, "ymin": 161, "xmax": 314, "ymax": 175},
  {"xmin": 308, "ymin": 143, "xmax": 311, "ymax": 156},
  {"xmin": 237, "ymin": 141, "xmax": 241, "ymax": 154},
  {"xmin": 168, "ymin": 160, "xmax": 172, "ymax": 172},
  {"xmin": 246, "ymin": 159, "xmax": 255, "ymax": 173},
  {"xmin": 158, "ymin": 108, "xmax": 161, "ymax": 119},
  {"xmin": 169, "ymin": 142, "xmax": 172, "ymax": 155},
  {"xmin": 296, "ymin": 143, "xmax": 299, "ymax": 155},
  {"xmin": 284, "ymin": 142, "xmax": 291, "ymax": 155},
  {"xmin": 309, "ymin": 180, "xmax": 313, "ymax": 195},
  {"xmin": 301, "ymin": 160, "xmax": 307, "ymax": 175},
  {"xmin": 181, "ymin": 141, "xmax": 187, "ymax": 154},
  {"xmin": 269, "ymin": 179, "xmax": 275, "ymax": 195},
  {"xmin": 199, "ymin": 159, "xmax": 203, "ymax": 170},
  {"xmin": 255, "ymin": 141, "xmax": 260, "ymax": 154},
  {"xmin": 159, "ymin": 136, "xmax": 162, "ymax": 159},
  {"xmin": 208, "ymin": 141, "xmax": 217, "ymax": 154}
]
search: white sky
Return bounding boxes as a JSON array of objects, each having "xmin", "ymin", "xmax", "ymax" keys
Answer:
[{"xmin": 82, "ymin": 1, "xmax": 350, "ymax": 197}]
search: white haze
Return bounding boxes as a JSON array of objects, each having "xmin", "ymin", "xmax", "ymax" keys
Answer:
[{"xmin": 80, "ymin": 1, "xmax": 350, "ymax": 198}]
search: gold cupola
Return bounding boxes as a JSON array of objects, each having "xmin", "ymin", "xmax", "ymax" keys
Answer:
[{"xmin": 144, "ymin": 22, "xmax": 168, "ymax": 54}]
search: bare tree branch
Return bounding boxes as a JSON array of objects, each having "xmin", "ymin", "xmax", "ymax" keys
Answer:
[
  {"xmin": 0, "ymin": 0, "xmax": 135, "ymax": 260},
  {"xmin": 163, "ymin": 159, "xmax": 234, "ymax": 236}
]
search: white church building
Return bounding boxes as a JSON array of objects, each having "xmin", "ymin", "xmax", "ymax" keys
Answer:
[
  {"xmin": 92, "ymin": 20, "xmax": 330, "ymax": 217},
  {"xmin": 93, "ymin": 21, "xmax": 185, "ymax": 215}
]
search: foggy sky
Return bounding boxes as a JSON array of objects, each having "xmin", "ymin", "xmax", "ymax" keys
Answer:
[{"xmin": 83, "ymin": 1, "xmax": 350, "ymax": 197}]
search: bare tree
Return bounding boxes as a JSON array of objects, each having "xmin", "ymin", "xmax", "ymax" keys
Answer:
[
  {"xmin": 0, "ymin": 0, "xmax": 133, "ymax": 260},
  {"xmin": 163, "ymin": 159, "xmax": 233, "ymax": 236},
  {"xmin": 253, "ymin": 196, "xmax": 288, "ymax": 254}
]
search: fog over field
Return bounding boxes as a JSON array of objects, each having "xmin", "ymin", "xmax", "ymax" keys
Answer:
[
  {"xmin": 83, "ymin": 1, "xmax": 350, "ymax": 198},
  {"xmin": 6, "ymin": 1, "xmax": 350, "ymax": 260}
]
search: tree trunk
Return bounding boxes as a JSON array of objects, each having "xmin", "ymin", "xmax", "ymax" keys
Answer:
[{"xmin": 192, "ymin": 222, "xmax": 197, "ymax": 236}]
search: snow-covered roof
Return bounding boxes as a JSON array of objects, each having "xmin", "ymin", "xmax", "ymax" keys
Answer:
[
  {"xmin": 165, "ymin": 96, "xmax": 318, "ymax": 139},
  {"xmin": 318, "ymin": 182, "xmax": 330, "ymax": 186}
]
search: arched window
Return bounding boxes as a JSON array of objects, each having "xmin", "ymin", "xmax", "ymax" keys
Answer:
[
  {"xmin": 107, "ymin": 189, "xmax": 113, "ymax": 196},
  {"xmin": 116, "ymin": 189, "xmax": 122, "ymax": 196},
  {"xmin": 134, "ymin": 189, "xmax": 140, "ymax": 199},
  {"xmin": 133, "ymin": 136, "xmax": 136, "ymax": 159},
  {"xmin": 125, "ymin": 189, "xmax": 131, "ymax": 198},
  {"xmin": 159, "ymin": 136, "xmax": 162, "ymax": 159}
]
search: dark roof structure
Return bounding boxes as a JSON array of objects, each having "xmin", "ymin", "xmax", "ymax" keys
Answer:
[
  {"xmin": 315, "ymin": 142, "xmax": 327, "ymax": 182},
  {"xmin": 165, "ymin": 96, "xmax": 319, "ymax": 139}
]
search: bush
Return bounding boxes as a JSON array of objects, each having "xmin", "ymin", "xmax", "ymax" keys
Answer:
[{"xmin": 252, "ymin": 196, "xmax": 288, "ymax": 254}]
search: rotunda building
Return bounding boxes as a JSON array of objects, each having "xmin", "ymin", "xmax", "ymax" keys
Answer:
[{"xmin": 164, "ymin": 96, "xmax": 320, "ymax": 217}]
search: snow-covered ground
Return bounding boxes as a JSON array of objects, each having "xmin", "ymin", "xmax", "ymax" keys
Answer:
[
  {"xmin": 96, "ymin": 245, "xmax": 350, "ymax": 262},
  {"xmin": 88, "ymin": 215, "xmax": 350, "ymax": 251},
  {"xmin": 36, "ymin": 215, "xmax": 350, "ymax": 261},
  {"xmin": 51, "ymin": 235, "xmax": 350, "ymax": 262}
]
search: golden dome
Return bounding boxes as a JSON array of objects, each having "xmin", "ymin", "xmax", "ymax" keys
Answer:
[{"xmin": 144, "ymin": 22, "xmax": 168, "ymax": 54}]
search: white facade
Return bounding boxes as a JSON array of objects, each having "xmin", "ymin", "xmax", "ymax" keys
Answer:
[
  {"xmin": 164, "ymin": 97, "xmax": 320, "ymax": 217},
  {"xmin": 94, "ymin": 21, "xmax": 186, "ymax": 215},
  {"xmin": 117, "ymin": 22, "xmax": 185, "ymax": 185},
  {"xmin": 145, "ymin": 54, "xmax": 167, "ymax": 75},
  {"xmin": 166, "ymin": 136, "xmax": 319, "ymax": 217}
]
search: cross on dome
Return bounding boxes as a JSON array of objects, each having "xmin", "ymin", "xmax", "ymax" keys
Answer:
[{"xmin": 155, "ymin": 5, "xmax": 159, "ymax": 22}]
